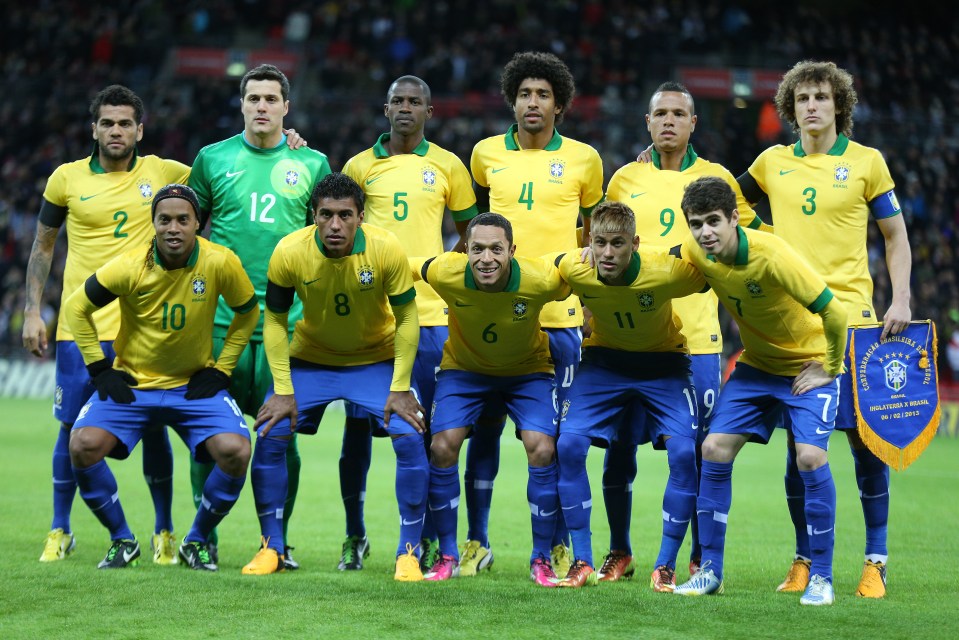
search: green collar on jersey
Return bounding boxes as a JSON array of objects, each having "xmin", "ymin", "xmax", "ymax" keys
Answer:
[
  {"xmin": 464, "ymin": 257, "xmax": 521, "ymax": 292},
  {"xmin": 240, "ymin": 132, "xmax": 288, "ymax": 152},
  {"xmin": 794, "ymin": 133, "xmax": 849, "ymax": 157},
  {"xmin": 373, "ymin": 133, "xmax": 430, "ymax": 158},
  {"xmin": 504, "ymin": 124, "xmax": 563, "ymax": 151},
  {"xmin": 651, "ymin": 144, "xmax": 698, "ymax": 171},
  {"xmin": 315, "ymin": 226, "xmax": 367, "ymax": 257},
  {"xmin": 152, "ymin": 237, "xmax": 199, "ymax": 270},
  {"xmin": 598, "ymin": 252, "xmax": 641, "ymax": 285},
  {"xmin": 89, "ymin": 145, "xmax": 139, "ymax": 174},
  {"xmin": 707, "ymin": 225, "xmax": 749, "ymax": 265}
]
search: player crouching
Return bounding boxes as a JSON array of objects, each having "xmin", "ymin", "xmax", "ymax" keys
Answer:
[{"xmin": 65, "ymin": 184, "xmax": 258, "ymax": 571}]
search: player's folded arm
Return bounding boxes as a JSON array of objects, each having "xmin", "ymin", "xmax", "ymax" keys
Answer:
[
  {"xmin": 262, "ymin": 280, "xmax": 295, "ymax": 394},
  {"xmin": 389, "ymin": 291, "xmax": 419, "ymax": 392},
  {"xmin": 809, "ymin": 290, "xmax": 848, "ymax": 376}
]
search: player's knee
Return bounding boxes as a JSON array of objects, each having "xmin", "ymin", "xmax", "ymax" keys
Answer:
[
  {"xmin": 68, "ymin": 427, "xmax": 108, "ymax": 467},
  {"xmin": 700, "ymin": 434, "xmax": 733, "ymax": 463},
  {"xmin": 525, "ymin": 434, "xmax": 555, "ymax": 467},
  {"xmin": 795, "ymin": 447, "xmax": 827, "ymax": 472},
  {"xmin": 209, "ymin": 434, "xmax": 251, "ymax": 475},
  {"xmin": 665, "ymin": 436, "xmax": 697, "ymax": 473},
  {"xmin": 556, "ymin": 433, "xmax": 588, "ymax": 469},
  {"xmin": 429, "ymin": 433, "xmax": 460, "ymax": 468}
]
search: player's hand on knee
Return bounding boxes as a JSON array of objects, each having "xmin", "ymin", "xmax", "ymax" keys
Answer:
[
  {"xmin": 87, "ymin": 359, "xmax": 138, "ymax": 404},
  {"xmin": 185, "ymin": 367, "xmax": 231, "ymax": 400},
  {"xmin": 255, "ymin": 394, "xmax": 297, "ymax": 436},
  {"xmin": 791, "ymin": 361, "xmax": 834, "ymax": 396},
  {"xmin": 384, "ymin": 391, "xmax": 426, "ymax": 434}
]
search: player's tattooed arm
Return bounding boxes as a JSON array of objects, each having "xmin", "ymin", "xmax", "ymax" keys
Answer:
[{"xmin": 22, "ymin": 221, "xmax": 60, "ymax": 357}]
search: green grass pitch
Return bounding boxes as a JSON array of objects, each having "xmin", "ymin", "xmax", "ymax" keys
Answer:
[{"xmin": 1, "ymin": 397, "xmax": 956, "ymax": 639}]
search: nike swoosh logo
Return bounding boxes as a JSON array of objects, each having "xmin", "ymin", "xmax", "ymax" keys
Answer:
[
  {"xmin": 561, "ymin": 505, "xmax": 578, "ymax": 510},
  {"xmin": 137, "ymin": 290, "xmax": 156, "ymax": 296},
  {"xmin": 401, "ymin": 516, "xmax": 425, "ymax": 526},
  {"xmin": 365, "ymin": 177, "xmax": 381, "ymax": 185},
  {"xmin": 491, "ymin": 167, "xmax": 508, "ymax": 173},
  {"xmin": 80, "ymin": 194, "xmax": 100, "ymax": 201},
  {"xmin": 454, "ymin": 301, "xmax": 473, "ymax": 307},
  {"xmin": 122, "ymin": 548, "xmax": 138, "ymax": 563},
  {"xmin": 226, "ymin": 169, "xmax": 246, "ymax": 178},
  {"xmin": 630, "ymin": 192, "xmax": 646, "ymax": 198},
  {"xmin": 430, "ymin": 503, "xmax": 450, "ymax": 511},
  {"xmin": 302, "ymin": 277, "xmax": 321, "ymax": 286},
  {"xmin": 669, "ymin": 517, "xmax": 691, "ymax": 524},
  {"xmin": 812, "ymin": 527, "xmax": 833, "ymax": 535},
  {"xmin": 815, "ymin": 427, "xmax": 831, "ymax": 435},
  {"xmin": 779, "ymin": 169, "xmax": 797, "ymax": 176},
  {"xmin": 539, "ymin": 509, "xmax": 558, "ymax": 517}
]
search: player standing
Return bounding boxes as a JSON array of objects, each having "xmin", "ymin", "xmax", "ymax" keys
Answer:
[
  {"xmin": 188, "ymin": 63, "xmax": 331, "ymax": 569},
  {"xmin": 417, "ymin": 213, "xmax": 571, "ymax": 587},
  {"xmin": 23, "ymin": 86, "xmax": 188, "ymax": 565},
  {"xmin": 602, "ymin": 82, "xmax": 767, "ymax": 585},
  {"xmin": 555, "ymin": 201, "xmax": 706, "ymax": 588},
  {"xmin": 468, "ymin": 51, "xmax": 603, "ymax": 576},
  {"xmin": 738, "ymin": 61, "xmax": 911, "ymax": 598},
  {"xmin": 672, "ymin": 176, "xmax": 848, "ymax": 606},
  {"xmin": 64, "ymin": 184, "xmax": 257, "ymax": 570},
  {"xmin": 341, "ymin": 75, "xmax": 477, "ymax": 571},
  {"xmin": 249, "ymin": 173, "xmax": 428, "ymax": 581}
]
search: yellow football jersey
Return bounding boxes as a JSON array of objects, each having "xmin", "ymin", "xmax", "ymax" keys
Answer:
[
  {"xmin": 748, "ymin": 135, "xmax": 896, "ymax": 326},
  {"xmin": 43, "ymin": 152, "xmax": 191, "ymax": 340},
  {"xmin": 471, "ymin": 125, "xmax": 603, "ymax": 328},
  {"xmin": 558, "ymin": 248, "xmax": 705, "ymax": 353},
  {"xmin": 681, "ymin": 227, "xmax": 839, "ymax": 376},
  {"xmin": 71, "ymin": 237, "xmax": 256, "ymax": 389},
  {"xmin": 606, "ymin": 146, "xmax": 764, "ymax": 355},
  {"xmin": 267, "ymin": 223, "xmax": 416, "ymax": 367},
  {"xmin": 343, "ymin": 134, "xmax": 478, "ymax": 326},
  {"xmin": 421, "ymin": 253, "xmax": 571, "ymax": 376}
]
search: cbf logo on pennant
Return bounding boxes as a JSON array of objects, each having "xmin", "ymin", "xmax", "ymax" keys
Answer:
[{"xmin": 883, "ymin": 358, "xmax": 907, "ymax": 392}]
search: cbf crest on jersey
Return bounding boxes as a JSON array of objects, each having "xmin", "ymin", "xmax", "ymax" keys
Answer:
[
  {"xmin": 137, "ymin": 178, "xmax": 154, "ymax": 201},
  {"xmin": 636, "ymin": 291, "xmax": 655, "ymax": 311},
  {"xmin": 357, "ymin": 265, "xmax": 375, "ymax": 290},
  {"xmin": 271, "ymin": 159, "xmax": 311, "ymax": 199},
  {"xmin": 833, "ymin": 162, "xmax": 851, "ymax": 188},
  {"xmin": 548, "ymin": 158, "xmax": 565, "ymax": 183},
  {"xmin": 191, "ymin": 275, "xmax": 208, "ymax": 301},
  {"xmin": 512, "ymin": 298, "xmax": 529, "ymax": 320},
  {"xmin": 744, "ymin": 278, "xmax": 764, "ymax": 297},
  {"xmin": 421, "ymin": 165, "xmax": 437, "ymax": 191},
  {"xmin": 849, "ymin": 320, "xmax": 940, "ymax": 470}
]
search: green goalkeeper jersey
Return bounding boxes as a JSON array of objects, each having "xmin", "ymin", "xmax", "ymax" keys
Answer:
[{"xmin": 190, "ymin": 133, "xmax": 331, "ymax": 339}]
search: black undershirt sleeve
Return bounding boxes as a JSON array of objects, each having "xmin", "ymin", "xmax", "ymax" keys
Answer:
[
  {"xmin": 38, "ymin": 199, "xmax": 68, "ymax": 227},
  {"xmin": 84, "ymin": 274, "xmax": 118, "ymax": 308}
]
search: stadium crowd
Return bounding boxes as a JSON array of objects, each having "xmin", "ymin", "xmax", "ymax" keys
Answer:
[{"xmin": 1, "ymin": 0, "xmax": 957, "ymax": 378}]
